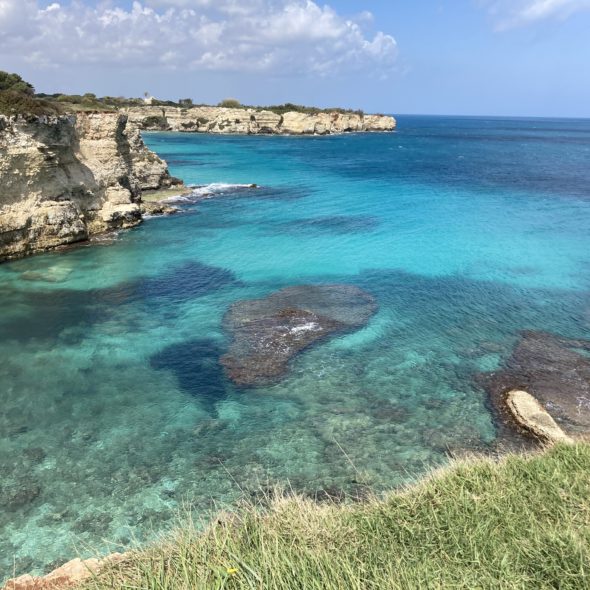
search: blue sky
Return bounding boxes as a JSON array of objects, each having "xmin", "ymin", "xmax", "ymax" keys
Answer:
[{"xmin": 0, "ymin": 0, "xmax": 588, "ymax": 116}]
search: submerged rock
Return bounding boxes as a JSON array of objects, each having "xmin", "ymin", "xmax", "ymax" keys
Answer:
[
  {"xmin": 2, "ymin": 481, "xmax": 41, "ymax": 509},
  {"xmin": 221, "ymin": 284, "xmax": 377, "ymax": 386},
  {"xmin": 479, "ymin": 330, "xmax": 590, "ymax": 441}
]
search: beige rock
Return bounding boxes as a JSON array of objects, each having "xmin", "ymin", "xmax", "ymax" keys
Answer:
[
  {"xmin": 363, "ymin": 114, "xmax": 397, "ymax": 131},
  {"xmin": 140, "ymin": 201, "xmax": 178, "ymax": 216},
  {"xmin": 0, "ymin": 113, "xmax": 173, "ymax": 261},
  {"xmin": 505, "ymin": 389, "xmax": 573, "ymax": 444},
  {"xmin": 2, "ymin": 553, "xmax": 127, "ymax": 590},
  {"xmin": 125, "ymin": 106, "xmax": 396, "ymax": 135}
]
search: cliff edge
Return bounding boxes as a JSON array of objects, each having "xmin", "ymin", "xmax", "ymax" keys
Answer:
[
  {"xmin": 0, "ymin": 112, "xmax": 176, "ymax": 261},
  {"xmin": 126, "ymin": 106, "xmax": 396, "ymax": 135}
]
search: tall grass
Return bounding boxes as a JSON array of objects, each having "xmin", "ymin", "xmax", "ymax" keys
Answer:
[{"xmin": 84, "ymin": 443, "xmax": 590, "ymax": 589}]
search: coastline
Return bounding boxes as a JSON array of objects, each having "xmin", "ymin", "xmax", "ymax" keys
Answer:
[
  {"xmin": 0, "ymin": 109, "xmax": 394, "ymax": 264},
  {"xmin": 1, "ymin": 117, "xmax": 590, "ymax": 588},
  {"xmin": 125, "ymin": 106, "xmax": 396, "ymax": 135},
  {"xmin": 0, "ymin": 112, "xmax": 179, "ymax": 263},
  {"xmin": 3, "ymin": 416, "xmax": 584, "ymax": 589}
]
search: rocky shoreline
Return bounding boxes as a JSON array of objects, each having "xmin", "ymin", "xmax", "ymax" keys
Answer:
[
  {"xmin": 126, "ymin": 106, "xmax": 396, "ymax": 135},
  {"xmin": 3, "ymin": 112, "xmax": 589, "ymax": 587},
  {"xmin": 0, "ymin": 107, "xmax": 394, "ymax": 263},
  {"xmin": 0, "ymin": 112, "xmax": 180, "ymax": 262}
]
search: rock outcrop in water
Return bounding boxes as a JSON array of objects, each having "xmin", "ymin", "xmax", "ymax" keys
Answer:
[
  {"xmin": 221, "ymin": 284, "xmax": 377, "ymax": 386},
  {"xmin": 126, "ymin": 106, "xmax": 396, "ymax": 135},
  {"xmin": 479, "ymin": 331, "xmax": 590, "ymax": 441},
  {"xmin": 0, "ymin": 112, "xmax": 178, "ymax": 261},
  {"xmin": 505, "ymin": 389, "xmax": 573, "ymax": 444}
]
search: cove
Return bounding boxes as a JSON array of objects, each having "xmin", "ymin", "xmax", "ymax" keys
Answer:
[{"xmin": 1, "ymin": 115, "xmax": 589, "ymax": 577}]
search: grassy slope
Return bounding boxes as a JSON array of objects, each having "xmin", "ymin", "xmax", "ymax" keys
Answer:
[{"xmin": 84, "ymin": 443, "xmax": 590, "ymax": 589}]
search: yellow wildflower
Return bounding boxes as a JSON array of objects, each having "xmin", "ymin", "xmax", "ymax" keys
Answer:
[{"xmin": 226, "ymin": 567, "xmax": 239, "ymax": 576}]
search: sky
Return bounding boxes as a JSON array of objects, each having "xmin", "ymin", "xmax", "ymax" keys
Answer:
[{"xmin": 0, "ymin": 0, "xmax": 589, "ymax": 117}]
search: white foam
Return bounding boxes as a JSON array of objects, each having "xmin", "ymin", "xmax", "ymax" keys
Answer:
[
  {"xmin": 163, "ymin": 183, "xmax": 257, "ymax": 203},
  {"xmin": 290, "ymin": 322, "xmax": 321, "ymax": 335},
  {"xmin": 162, "ymin": 194, "xmax": 193, "ymax": 203}
]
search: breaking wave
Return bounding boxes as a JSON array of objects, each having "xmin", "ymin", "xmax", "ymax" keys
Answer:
[{"xmin": 163, "ymin": 183, "xmax": 257, "ymax": 203}]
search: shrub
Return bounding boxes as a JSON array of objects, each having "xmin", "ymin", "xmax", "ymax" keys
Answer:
[
  {"xmin": 218, "ymin": 98, "xmax": 241, "ymax": 108},
  {"xmin": 0, "ymin": 90, "xmax": 62, "ymax": 117},
  {"xmin": 258, "ymin": 102, "xmax": 364, "ymax": 116},
  {"xmin": 0, "ymin": 71, "xmax": 34, "ymax": 94}
]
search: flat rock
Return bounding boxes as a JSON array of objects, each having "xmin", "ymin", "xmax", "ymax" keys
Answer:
[
  {"xmin": 505, "ymin": 389, "xmax": 572, "ymax": 444},
  {"xmin": 139, "ymin": 201, "xmax": 178, "ymax": 216},
  {"xmin": 478, "ymin": 330, "xmax": 590, "ymax": 442},
  {"xmin": 221, "ymin": 284, "xmax": 377, "ymax": 386},
  {"xmin": 2, "ymin": 553, "xmax": 128, "ymax": 590}
]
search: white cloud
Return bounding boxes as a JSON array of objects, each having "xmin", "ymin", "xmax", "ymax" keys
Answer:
[
  {"xmin": 484, "ymin": 0, "xmax": 590, "ymax": 29},
  {"xmin": 0, "ymin": 0, "xmax": 397, "ymax": 76}
]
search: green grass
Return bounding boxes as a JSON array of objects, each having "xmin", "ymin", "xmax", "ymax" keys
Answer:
[{"xmin": 83, "ymin": 442, "xmax": 590, "ymax": 589}]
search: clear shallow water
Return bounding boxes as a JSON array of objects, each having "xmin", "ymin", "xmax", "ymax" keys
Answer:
[{"xmin": 1, "ymin": 115, "xmax": 590, "ymax": 577}]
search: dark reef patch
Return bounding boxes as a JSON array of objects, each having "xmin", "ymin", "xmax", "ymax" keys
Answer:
[
  {"xmin": 133, "ymin": 260, "xmax": 240, "ymax": 302},
  {"xmin": 150, "ymin": 338, "xmax": 228, "ymax": 408},
  {"xmin": 93, "ymin": 260, "xmax": 240, "ymax": 305},
  {"xmin": 478, "ymin": 331, "xmax": 590, "ymax": 441},
  {"xmin": 221, "ymin": 284, "xmax": 377, "ymax": 386},
  {"xmin": 0, "ymin": 260, "xmax": 239, "ymax": 344}
]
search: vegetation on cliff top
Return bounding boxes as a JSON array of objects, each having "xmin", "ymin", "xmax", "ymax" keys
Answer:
[
  {"xmin": 0, "ymin": 71, "xmax": 366, "ymax": 118},
  {"xmin": 0, "ymin": 72, "xmax": 62, "ymax": 117},
  {"xmin": 83, "ymin": 442, "xmax": 590, "ymax": 589}
]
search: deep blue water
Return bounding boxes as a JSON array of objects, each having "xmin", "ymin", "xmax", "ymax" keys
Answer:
[{"xmin": 1, "ymin": 115, "xmax": 589, "ymax": 578}]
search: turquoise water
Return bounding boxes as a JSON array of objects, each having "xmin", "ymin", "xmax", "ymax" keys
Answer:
[{"xmin": 1, "ymin": 116, "xmax": 590, "ymax": 578}]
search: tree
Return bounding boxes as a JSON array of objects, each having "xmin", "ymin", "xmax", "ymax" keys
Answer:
[
  {"xmin": 218, "ymin": 98, "xmax": 241, "ymax": 108},
  {"xmin": 0, "ymin": 71, "xmax": 35, "ymax": 94}
]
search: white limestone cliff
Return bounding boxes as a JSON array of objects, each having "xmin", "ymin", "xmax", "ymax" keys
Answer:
[
  {"xmin": 125, "ymin": 106, "xmax": 396, "ymax": 135},
  {"xmin": 0, "ymin": 112, "xmax": 176, "ymax": 261}
]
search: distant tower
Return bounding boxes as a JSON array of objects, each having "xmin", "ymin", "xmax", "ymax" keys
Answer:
[{"xmin": 143, "ymin": 91, "xmax": 154, "ymax": 105}]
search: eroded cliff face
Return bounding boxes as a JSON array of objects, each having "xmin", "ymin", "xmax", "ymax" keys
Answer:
[
  {"xmin": 126, "ymin": 106, "xmax": 396, "ymax": 135},
  {"xmin": 0, "ymin": 112, "xmax": 174, "ymax": 261}
]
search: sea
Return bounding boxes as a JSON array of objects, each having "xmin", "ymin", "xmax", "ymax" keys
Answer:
[{"xmin": 1, "ymin": 115, "xmax": 589, "ymax": 577}]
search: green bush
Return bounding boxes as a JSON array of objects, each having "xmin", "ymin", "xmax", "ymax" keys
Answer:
[
  {"xmin": 0, "ymin": 71, "xmax": 34, "ymax": 94},
  {"xmin": 218, "ymin": 98, "xmax": 242, "ymax": 108},
  {"xmin": 0, "ymin": 90, "xmax": 62, "ymax": 117},
  {"xmin": 259, "ymin": 102, "xmax": 364, "ymax": 116}
]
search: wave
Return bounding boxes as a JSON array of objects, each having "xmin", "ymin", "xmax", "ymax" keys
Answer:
[{"xmin": 163, "ymin": 183, "xmax": 257, "ymax": 203}]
